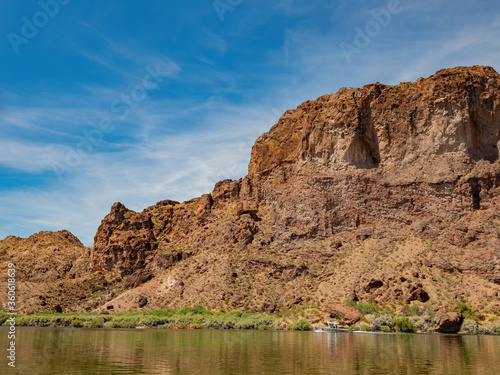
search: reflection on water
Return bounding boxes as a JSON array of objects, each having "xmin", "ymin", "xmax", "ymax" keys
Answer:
[{"xmin": 1, "ymin": 328, "xmax": 499, "ymax": 374}]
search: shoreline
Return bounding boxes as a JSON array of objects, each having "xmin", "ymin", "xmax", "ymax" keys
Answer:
[
  {"xmin": 1, "ymin": 326, "xmax": 499, "ymax": 337},
  {"xmin": 2, "ymin": 307, "xmax": 499, "ymax": 335}
]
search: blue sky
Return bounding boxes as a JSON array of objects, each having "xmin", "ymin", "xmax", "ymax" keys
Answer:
[{"xmin": 1, "ymin": 0, "xmax": 500, "ymax": 245}]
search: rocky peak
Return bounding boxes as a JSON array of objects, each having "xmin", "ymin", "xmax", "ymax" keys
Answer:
[
  {"xmin": 108, "ymin": 202, "xmax": 131, "ymax": 223},
  {"xmin": 0, "ymin": 230, "xmax": 89, "ymax": 282}
]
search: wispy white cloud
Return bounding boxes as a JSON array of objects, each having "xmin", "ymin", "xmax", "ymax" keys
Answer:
[
  {"xmin": 0, "ymin": 97, "xmax": 282, "ymax": 245},
  {"xmin": 0, "ymin": 140, "xmax": 66, "ymax": 172}
]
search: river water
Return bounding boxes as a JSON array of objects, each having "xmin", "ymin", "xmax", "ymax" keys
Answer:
[{"xmin": 1, "ymin": 328, "xmax": 499, "ymax": 374}]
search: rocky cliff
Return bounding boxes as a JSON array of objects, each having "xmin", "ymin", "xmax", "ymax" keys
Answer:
[{"xmin": 2, "ymin": 66, "xmax": 499, "ymax": 318}]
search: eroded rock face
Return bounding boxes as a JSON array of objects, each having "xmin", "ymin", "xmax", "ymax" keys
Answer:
[
  {"xmin": 249, "ymin": 66, "xmax": 500, "ymax": 184},
  {"xmin": 91, "ymin": 202, "xmax": 156, "ymax": 275}
]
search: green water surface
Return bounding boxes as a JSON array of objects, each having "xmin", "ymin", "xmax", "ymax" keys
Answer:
[{"xmin": 1, "ymin": 328, "xmax": 499, "ymax": 374}]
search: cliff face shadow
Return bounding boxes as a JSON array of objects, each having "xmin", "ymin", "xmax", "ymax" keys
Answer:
[
  {"xmin": 343, "ymin": 109, "xmax": 381, "ymax": 169},
  {"xmin": 468, "ymin": 102, "xmax": 499, "ymax": 163}
]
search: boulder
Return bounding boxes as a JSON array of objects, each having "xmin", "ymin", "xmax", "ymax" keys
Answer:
[
  {"xmin": 122, "ymin": 269, "xmax": 154, "ymax": 289},
  {"xmin": 345, "ymin": 290, "xmax": 359, "ymax": 302},
  {"xmin": 430, "ymin": 257, "xmax": 455, "ymax": 273},
  {"xmin": 421, "ymin": 259, "xmax": 432, "ymax": 267},
  {"xmin": 137, "ymin": 296, "xmax": 148, "ymax": 308},
  {"xmin": 433, "ymin": 312, "xmax": 464, "ymax": 333},
  {"xmin": 408, "ymin": 288, "xmax": 430, "ymax": 303},
  {"xmin": 236, "ymin": 201, "xmax": 259, "ymax": 216},
  {"xmin": 325, "ymin": 302, "xmax": 364, "ymax": 325},
  {"xmin": 364, "ymin": 279, "xmax": 384, "ymax": 293}
]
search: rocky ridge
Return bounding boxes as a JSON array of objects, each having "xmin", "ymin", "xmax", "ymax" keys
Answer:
[{"xmin": 1, "ymin": 66, "xmax": 499, "ymax": 323}]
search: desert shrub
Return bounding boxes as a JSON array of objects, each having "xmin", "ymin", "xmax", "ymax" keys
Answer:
[
  {"xmin": 343, "ymin": 300, "xmax": 357, "ymax": 307},
  {"xmin": 367, "ymin": 315, "xmax": 394, "ymax": 331},
  {"xmin": 0, "ymin": 312, "xmax": 10, "ymax": 325},
  {"xmin": 457, "ymin": 303, "xmax": 471, "ymax": 314},
  {"xmin": 457, "ymin": 303, "xmax": 479, "ymax": 320},
  {"xmin": 356, "ymin": 302, "xmax": 376, "ymax": 315},
  {"xmin": 70, "ymin": 319, "xmax": 84, "ymax": 328},
  {"xmin": 426, "ymin": 306, "xmax": 435, "ymax": 318},
  {"xmin": 192, "ymin": 305, "xmax": 212, "ymax": 315},
  {"xmin": 465, "ymin": 321, "xmax": 500, "ymax": 335},
  {"xmin": 37, "ymin": 310, "xmax": 55, "ymax": 316},
  {"xmin": 88, "ymin": 318, "xmax": 104, "ymax": 328},
  {"xmin": 343, "ymin": 300, "xmax": 376, "ymax": 315},
  {"xmin": 177, "ymin": 306, "xmax": 192, "ymax": 315},
  {"xmin": 14, "ymin": 317, "xmax": 30, "ymax": 326},
  {"xmin": 477, "ymin": 323, "xmax": 500, "ymax": 335},
  {"xmin": 460, "ymin": 318, "xmax": 479, "ymax": 334},
  {"xmin": 410, "ymin": 316, "xmax": 432, "ymax": 333},
  {"xmin": 348, "ymin": 324, "xmax": 358, "ymax": 331},
  {"xmin": 119, "ymin": 318, "xmax": 138, "ymax": 328},
  {"xmin": 394, "ymin": 317, "xmax": 416, "ymax": 333},
  {"xmin": 349, "ymin": 323, "xmax": 370, "ymax": 331},
  {"xmin": 103, "ymin": 321, "xmax": 118, "ymax": 329},
  {"xmin": 256, "ymin": 323, "xmax": 273, "ymax": 330},
  {"xmin": 152, "ymin": 309, "xmax": 175, "ymax": 318},
  {"xmin": 234, "ymin": 315, "xmax": 276, "ymax": 330},
  {"xmin": 177, "ymin": 305, "xmax": 212, "ymax": 315},
  {"xmin": 410, "ymin": 305, "xmax": 421, "ymax": 316},
  {"xmin": 292, "ymin": 319, "xmax": 312, "ymax": 331}
]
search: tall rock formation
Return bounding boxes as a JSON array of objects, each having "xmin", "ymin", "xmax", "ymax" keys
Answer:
[
  {"xmin": 3, "ymin": 66, "xmax": 499, "ymax": 315},
  {"xmin": 84, "ymin": 65, "xmax": 499, "ymax": 315}
]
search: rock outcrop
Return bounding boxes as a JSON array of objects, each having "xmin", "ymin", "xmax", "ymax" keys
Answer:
[
  {"xmin": 0, "ymin": 230, "xmax": 89, "ymax": 282},
  {"xmin": 433, "ymin": 312, "xmax": 465, "ymax": 333},
  {"xmin": 326, "ymin": 302, "xmax": 364, "ymax": 325},
  {"xmin": 2, "ymin": 66, "xmax": 500, "ymax": 318}
]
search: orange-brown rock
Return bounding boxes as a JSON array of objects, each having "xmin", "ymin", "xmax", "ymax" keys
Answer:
[
  {"xmin": 0, "ymin": 230, "xmax": 90, "ymax": 282},
  {"xmin": 2, "ymin": 66, "xmax": 500, "ymax": 318},
  {"xmin": 122, "ymin": 269, "xmax": 154, "ymax": 289},
  {"xmin": 325, "ymin": 302, "xmax": 364, "ymax": 325},
  {"xmin": 433, "ymin": 312, "xmax": 464, "ymax": 333}
]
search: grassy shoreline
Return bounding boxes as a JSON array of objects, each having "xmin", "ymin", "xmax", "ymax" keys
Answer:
[
  {"xmin": 2, "ymin": 303, "xmax": 500, "ymax": 335},
  {"xmin": 0, "ymin": 306, "xmax": 311, "ymax": 331}
]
